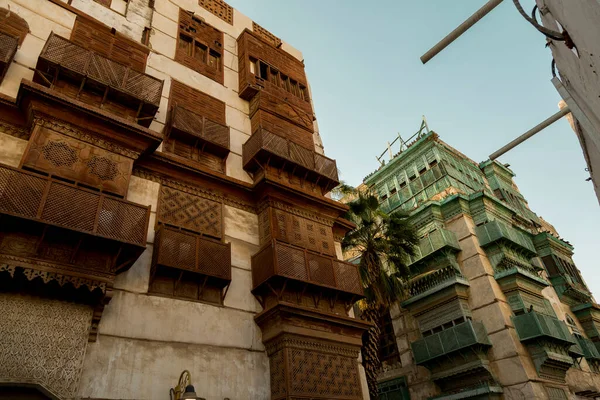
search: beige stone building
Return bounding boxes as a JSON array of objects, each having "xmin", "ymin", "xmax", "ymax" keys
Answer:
[{"xmin": 0, "ymin": 1, "xmax": 370, "ymax": 399}]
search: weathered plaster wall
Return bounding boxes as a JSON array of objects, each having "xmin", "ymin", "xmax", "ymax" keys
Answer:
[
  {"xmin": 86, "ymin": 172, "xmax": 268, "ymax": 399},
  {"xmin": 0, "ymin": 130, "xmax": 27, "ymax": 167}
]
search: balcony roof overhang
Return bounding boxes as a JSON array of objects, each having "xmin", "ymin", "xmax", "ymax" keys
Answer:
[{"xmin": 16, "ymin": 80, "xmax": 162, "ymax": 158}]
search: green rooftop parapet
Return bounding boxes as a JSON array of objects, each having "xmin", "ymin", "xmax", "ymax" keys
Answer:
[
  {"xmin": 411, "ymin": 320, "xmax": 491, "ymax": 366},
  {"xmin": 512, "ymin": 311, "xmax": 575, "ymax": 345},
  {"xmin": 408, "ymin": 228, "xmax": 461, "ymax": 266},
  {"xmin": 475, "ymin": 220, "xmax": 536, "ymax": 256}
]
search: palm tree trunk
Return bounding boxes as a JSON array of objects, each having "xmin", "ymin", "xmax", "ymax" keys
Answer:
[{"xmin": 361, "ymin": 302, "xmax": 382, "ymax": 400}]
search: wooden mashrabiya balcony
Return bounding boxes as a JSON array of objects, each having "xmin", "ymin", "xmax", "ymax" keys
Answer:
[
  {"xmin": 242, "ymin": 128, "xmax": 340, "ymax": 192},
  {"xmin": 35, "ymin": 33, "xmax": 163, "ymax": 126},
  {"xmin": 0, "ymin": 164, "xmax": 150, "ymax": 267},
  {"xmin": 251, "ymin": 239, "xmax": 363, "ymax": 297},
  {"xmin": 0, "ymin": 31, "xmax": 18, "ymax": 82},
  {"xmin": 167, "ymin": 105, "xmax": 230, "ymax": 157},
  {"xmin": 151, "ymin": 225, "xmax": 232, "ymax": 287}
]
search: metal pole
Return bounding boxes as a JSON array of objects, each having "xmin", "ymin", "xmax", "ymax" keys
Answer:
[
  {"xmin": 420, "ymin": 0, "xmax": 504, "ymax": 64},
  {"xmin": 489, "ymin": 106, "xmax": 571, "ymax": 160}
]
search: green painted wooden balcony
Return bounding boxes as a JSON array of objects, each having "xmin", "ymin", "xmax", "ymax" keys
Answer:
[
  {"xmin": 406, "ymin": 265, "xmax": 468, "ymax": 300},
  {"xmin": 512, "ymin": 311, "xmax": 575, "ymax": 345},
  {"xmin": 408, "ymin": 228, "xmax": 461, "ymax": 266},
  {"xmin": 411, "ymin": 320, "xmax": 491, "ymax": 365},
  {"xmin": 576, "ymin": 336, "xmax": 600, "ymax": 361},
  {"xmin": 475, "ymin": 220, "xmax": 536, "ymax": 255}
]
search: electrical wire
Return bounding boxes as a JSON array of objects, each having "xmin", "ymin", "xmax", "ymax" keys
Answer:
[{"xmin": 512, "ymin": 0, "xmax": 565, "ymax": 41}]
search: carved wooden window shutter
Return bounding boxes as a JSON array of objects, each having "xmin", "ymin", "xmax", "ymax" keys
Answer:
[
  {"xmin": 175, "ymin": 9, "xmax": 224, "ymax": 84},
  {"xmin": 71, "ymin": 16, "xmax": 149, "ymax": 73}
]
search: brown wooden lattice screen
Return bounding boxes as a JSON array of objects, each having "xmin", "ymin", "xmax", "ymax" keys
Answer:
[
  {"xmin": 259, "ymin": 207, "xmax": 335, "ymax": 256},
  {"xmin": 0, "ymin": 164, "xmax": 149, "ymax": 246},
  {"xmin": 0, "ymin": 7, "xmax": 29, "ymax": 46},
  {"xmin": 169, "ymin": 105, "xmax": 230, "ymax": 157},
  {"xmin": 0, "ymin": 31, "xmax": 18, "ymax": 82},
  {"xmin": 38, "ymin": 33, "xmax": 162, "ymax": 107},
  {"xmin": 242, "ymin": 128, "xmax": 339, "ymax": 185},
  {"xmin": 71, "ymin": 16, "xmax": 149, "ymax": 73},
  {"xmin": 23, "ymin": 126, "xmax": 133, "ymax": 197},
  {"xmin": 251, "ymin": 240, "xmax": 363, "ymax": 296},
  {"xmin": 153, "ymin": 225, "xmax": 231, "ymax": 282},
  {"xmin": 157, "ymin": 185, "xmax": 223, "ymax": 239},
  {"xmin": 252, "ymin": 22, "xmax": 281, "ymax": 47},
  {"xmin": 198, "ymin": 0, "xmax": 233, "ymax": 24}
]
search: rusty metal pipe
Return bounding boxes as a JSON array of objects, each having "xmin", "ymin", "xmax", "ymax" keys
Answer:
[
  {"xmin": 489, "ymin": 106, "xmax": 571, "ymax": 160},
  {"xmin": 421, "ymin": 0, "xmax": 504, "ymax": 64}
]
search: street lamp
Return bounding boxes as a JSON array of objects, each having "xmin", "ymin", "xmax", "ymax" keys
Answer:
[{"xmin": 170, "ymin": 370, "xmax": 205, "ymax": 400}]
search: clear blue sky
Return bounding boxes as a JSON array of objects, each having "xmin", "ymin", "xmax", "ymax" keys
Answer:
[{"xmin": 228, "ymin": 0, "xmax": 600, "ymax": 297}]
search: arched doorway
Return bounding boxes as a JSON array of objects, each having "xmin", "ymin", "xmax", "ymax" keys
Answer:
[{"xmin": 0, "ymin": 383, "xmax": 60, "ymax": 400}]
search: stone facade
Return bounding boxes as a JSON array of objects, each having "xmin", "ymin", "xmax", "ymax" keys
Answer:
[
  {"xmin": 0, "ymin": 1, "xmax": 366, "ymax": 399},
  {"xmin": 363, "ymin": 131, "xmax": 600, "ymax": 400}
]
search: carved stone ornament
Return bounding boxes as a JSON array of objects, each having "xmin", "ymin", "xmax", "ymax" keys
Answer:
[{"xmin": 0, "ymin": 292, "xmax": 92, "ymax": 399}]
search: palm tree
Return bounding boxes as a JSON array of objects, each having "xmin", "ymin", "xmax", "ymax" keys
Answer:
[{"xmin": 341, "ymin": 186, "xmax": 418, "ymax": 400}]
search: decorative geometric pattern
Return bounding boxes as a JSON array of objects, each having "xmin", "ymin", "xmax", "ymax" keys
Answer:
[
  {"xmin": 97, "ymin": 196, "xmax": 149, "ymax": 245},
  {"xmin": 271, "ymin": 208, "xmax": 335, "ymax": 255},
  {"xmin": 252, "ymin": 22, "xmax": 281, "ymax": 47},
  {"xmin": 198, "ymin": 0, "xmax": 233, "ymax": 24},
  {"xmin": 88, "ymin": 52, "xmax": 127, "ymax": 88},
  {"xmin": 0, "ymin": 7, "xmax": 30, "ymax": 46},
  {"xmin": 24, "ymin": 126, "xmax": 133, "ymax": 197},
  {"xmin": 41, "ymin": 141, "xmax": 78, "ymax": 168},
  {"xmin": 251, "ymin": 240, "xmax": 363, "ymax": 296},
  {"xmin": 0, "ymin": 31, "xmax": 17, "ymax": 63},
  {"xmin": 153, "ymin": 226, "xmax": 231, "ymax": 281},
  {"xmin": 0, "ymin": 164, "xmax": 149, "ymax": 247},
  {"xmin": 289, "ymin": 348, "xmax": 362, "ymax": 398},
  {"xmin": 0, "ymin": 293, "xmax": 92, "ymax": 399},
  {"xmin": 158, "ymin": 185, "xmax": 223, "ymax": 238},
  {"xmin": 40, "ymin": 33, "xmax": 161, "ymax": 105},
  {"xmin": 87, "ymin": 155, "xmax": 119, "ymax": 181},
  {"xmin": 170, "ymin": 105, "xmax": 230, "ymax": 152},
  {"xmin": 0, "ymin": 31, "xmax": 17, "ymax": 82},
  {"xmin": 270, "ymin": 350, "xmax": 286, "ymax": 398},
  {"xmin": 242, "ymin": 128, "xmax": 340, "ymax": 187}
]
